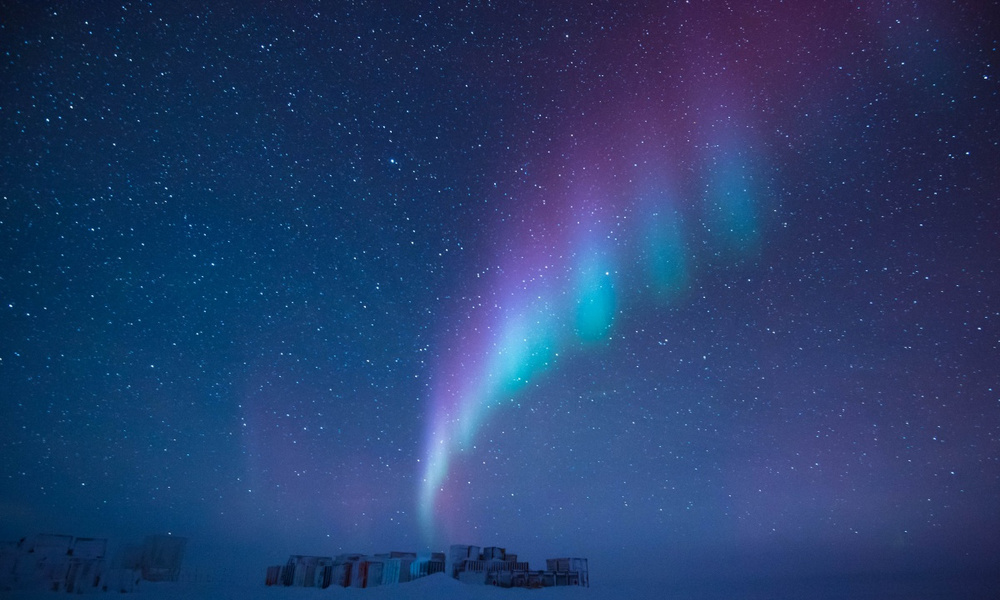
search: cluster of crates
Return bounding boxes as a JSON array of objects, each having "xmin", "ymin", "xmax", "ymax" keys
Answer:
[
  {"xmin": 265, "ymin": 550, "xmax": 446, "ymax": 588},
  {"xmin": 450, "ymin": 544, "xmax": 588, "ymax": 588}
]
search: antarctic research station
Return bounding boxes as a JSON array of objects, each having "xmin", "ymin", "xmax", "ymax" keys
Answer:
[{"xmin": 267, "ymin": 543, "xmax": 588, "ymax": 589}]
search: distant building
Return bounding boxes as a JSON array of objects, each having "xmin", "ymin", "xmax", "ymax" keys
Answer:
[
  {"xmin": 104, "ymin": 542, "xmax": 144, "ymax": 593},
  {"xmin": 450, "ymin": 544, "xmax": 588, "ymax": 588},
  {"xmin": 139, "ymin": 535, "xmax": 187, "ymax": 582},
  {"xmin": 0, "ymin": 534, "xmax": 108, "ymax": 593},
  {"xmin": 65, "ymin": 537, "xmax": 108, "ymax": 593},
  {"xmin": 0, "ymin": 533, "xmax": 185, "ymax": 593}
]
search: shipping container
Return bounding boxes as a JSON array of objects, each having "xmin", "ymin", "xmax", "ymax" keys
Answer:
[
  {"xmin": 482, "ymin": 546, "xmax": 506, "ymax": 561},
  {"xmin": 264, "ymin": 565, "xmax": 281, "ymax": 586},
  {"xmin": 545, "ymin": 557, "xmax": 589, "ymax": 587}
]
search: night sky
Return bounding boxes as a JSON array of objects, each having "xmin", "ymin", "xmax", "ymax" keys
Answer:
[{"xmin": 2, "ymin": 0, "xmax": 998, "ymax": 588}]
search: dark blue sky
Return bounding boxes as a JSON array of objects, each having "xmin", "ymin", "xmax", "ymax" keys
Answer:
[{"xmin": 2, "ymin": 0, "xmax": 997, "ymax": 586}]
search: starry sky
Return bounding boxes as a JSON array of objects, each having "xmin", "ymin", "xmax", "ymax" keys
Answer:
[{"xmin": 2, "ymin": 0, "xmax": 998, "ymax": 586}]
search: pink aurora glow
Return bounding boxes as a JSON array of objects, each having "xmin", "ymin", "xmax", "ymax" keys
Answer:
[{"xmin": 414, "ymin": 0, "xmax": 881, "ymax": 541}]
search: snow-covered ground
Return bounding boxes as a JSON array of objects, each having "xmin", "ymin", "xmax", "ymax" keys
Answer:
[
  {"xmin": 5, "ymin": 579, "xmax": 584, "ymax": 600},
  {"xmin": 3, "ymin": 571, "xmax": 999, "ymax": 600}
]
